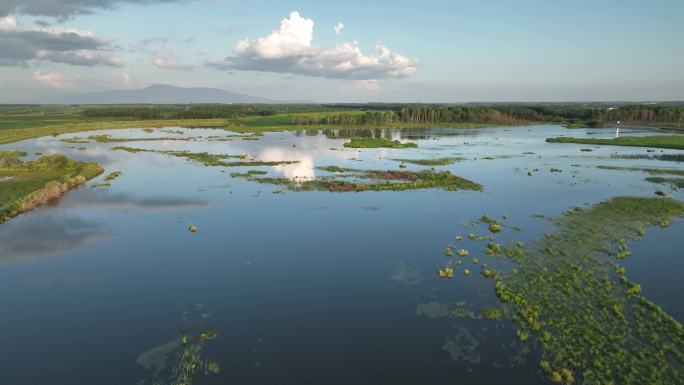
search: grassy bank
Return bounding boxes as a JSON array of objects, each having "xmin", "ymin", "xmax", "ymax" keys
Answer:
[
  {"xmin": 0, "ymin": 153, "xmax": 104, "ymax": 224},
  {"xmin": 546, "ymin": 135, "xmax": 684, "ymax": 150},
  {"xmin": 0, "ymin": 119, "xmax": 230, "ymax": 145}
]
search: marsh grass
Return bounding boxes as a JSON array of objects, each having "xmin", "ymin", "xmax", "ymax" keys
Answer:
[
  {"xmin": 231, "ymin": 167, "xmax": 482, "ymax": 192},
  {"xmin": 483, "ymin": 197, "xmax": 684, "ymax": 385}
]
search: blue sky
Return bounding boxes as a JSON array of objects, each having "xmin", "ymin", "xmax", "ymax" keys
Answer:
[{"xmin": 1, "ymin": 0, "xmax": 683, "ymax": 102}]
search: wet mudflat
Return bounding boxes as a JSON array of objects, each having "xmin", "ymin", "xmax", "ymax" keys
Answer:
[{"xmin": 0, "ymin": 125, "xmax": 682, "ymax": 385}]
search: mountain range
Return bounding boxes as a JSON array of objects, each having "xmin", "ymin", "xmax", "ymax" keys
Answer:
[{"xmin": 25, "ymin": 85, "xmax": 281, "ymax": 104}]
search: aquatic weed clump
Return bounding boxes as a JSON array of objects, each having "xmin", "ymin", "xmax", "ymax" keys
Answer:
[{"xmin": 489, "ymin": 197, "xmax": 684, "ymax": 385}]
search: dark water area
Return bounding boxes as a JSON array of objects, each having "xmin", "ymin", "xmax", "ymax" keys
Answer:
[{"xmin": 0, "ymin": 125, "xmax": 682, "ymax": 385}]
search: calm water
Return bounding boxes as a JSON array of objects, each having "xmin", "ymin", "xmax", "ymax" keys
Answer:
[{"xmin": 0, "ymin": 125, "xmax": 682, "ymax": 385}]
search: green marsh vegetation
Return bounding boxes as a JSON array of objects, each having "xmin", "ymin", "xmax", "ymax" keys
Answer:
[
  {"xmin": 546, "ymin": 135, "xmax": 684, "ymax": 150},
  {"xmin": 0, "ymin": 153, "xmax": 103, "ymax": 223},
  {"xmin": 230, "ymin": 167, "xmax": 483, "ymax": 192},
  {"xmin": 440, "ymin": 197, "xmax": 684, "ymax": 384},
  {"xmin": 342, "ymin": 137, "xmax": 418, "ymax": 148}
]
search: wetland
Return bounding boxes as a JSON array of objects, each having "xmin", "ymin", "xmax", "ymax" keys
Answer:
[{"xmin": 0, "ymin": 122, "xmax": 683, "ymax": 385}]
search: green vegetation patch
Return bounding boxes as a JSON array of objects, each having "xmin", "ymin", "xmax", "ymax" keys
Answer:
[
  {"xmin": 484, "ymin": 197, "xmax": 684, "ymax": 384},
  {"xmin": 546, "ymin": 135, "xmax": 684, "ymax": 150},
  {"xmin": 392, "ymin": 157, "xmax": 464, "ymax": 166},
  {"xmin": 232, "ymin": 167, "xmax": 482, "ymax": 192},
  {"xmin": 0, "ymin": 154, "xmax": 103, "ymax": 223},
  {"xmin": 343, "ymin": 137, "xmax": 418, "ymax": 148}
]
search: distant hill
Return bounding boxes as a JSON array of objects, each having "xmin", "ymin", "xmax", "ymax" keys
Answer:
[{"xmin": 25, "ymin": 85, "xmax": 277, "ymax": 104}]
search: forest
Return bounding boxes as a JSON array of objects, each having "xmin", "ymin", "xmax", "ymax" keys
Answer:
[{"xmin": 78, "ymin": 104, "xmax": 684, "ymax": 128}]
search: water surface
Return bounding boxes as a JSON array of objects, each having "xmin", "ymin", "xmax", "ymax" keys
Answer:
[{"xmin": 0, "ymin": 125, "xmax": 682, "ymax": 385}]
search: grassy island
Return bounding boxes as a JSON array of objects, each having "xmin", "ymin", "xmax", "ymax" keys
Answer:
[{"xmin": 1, "ymin": 152, "xmax": 103, "ymax": 224}]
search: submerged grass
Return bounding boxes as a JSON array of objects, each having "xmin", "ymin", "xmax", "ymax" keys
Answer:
[
  {"xmin": 343, "ymin": 137, "xmax": 418, "ymax": 148},
  {"xmin": 611, "ymin": 153, "xmax": 684, "ymax": 162},
  {"xmin": 111, "ymin": 146, "xmax": 296, "ymax": 167},
  {"xmin": 76, "ymin": 134, "xmax": 194, "ymax": 143},
  {"xmin": 476, "ymin": 197, "xmax": 684, "ymax": 385},
  {"xmin": 392, "ymin": 157, "xmax": 464, "ymax": 166},
  {"xmin": 546, "ymin": 135, "xmax": 684, "ymax": 150},
  {"xmin": 646, "ymin": 176, "xmax": 684, "ymax": 188},
  {"xmin": 597, "ymin": 165, "xmax": 684, "ymax": 176},
  {"xmin": 0, "ymin": 154, "xmax": 103, "ymax": 223}
]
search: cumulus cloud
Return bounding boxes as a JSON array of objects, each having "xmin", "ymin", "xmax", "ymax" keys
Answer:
[
  {"xmin": 208, "ymin": 11, "xmax": 417, "ymax": 80},
  {"xmin": 153, "ymin": 50, "xmax": 192, "ymax": 70},
  {"xmin": 334, "ymin": 21, "xmax": 343, "ymax": 35},
  {"xmin": 0, "ymin": 0, "xmax": 190, "ymax": 19},
  {"xmin": 355, "ymin": 79, "xmax": 380, "ymax": 91},
  {"xmin": 0, "ymin": 16, "xmax": 120, "ymax": 67},
  {"xmin": 33, "ymin": 70, "xmax": 69, "ymax": 87}
]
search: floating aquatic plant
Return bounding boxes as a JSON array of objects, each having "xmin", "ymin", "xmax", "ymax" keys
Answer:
[{"xmin": 488, "ymin": 222, "xmax": 503, "ymax": 233}]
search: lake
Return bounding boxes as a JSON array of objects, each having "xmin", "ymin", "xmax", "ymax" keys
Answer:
[{"xmin": 0, "ymin": 124, "xmax": 682, "ymax": 385}]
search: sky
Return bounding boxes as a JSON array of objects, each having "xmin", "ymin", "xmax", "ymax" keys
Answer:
[{"xmin": 0, "ymin": 0, "xmax": 683, "ymax": 103}]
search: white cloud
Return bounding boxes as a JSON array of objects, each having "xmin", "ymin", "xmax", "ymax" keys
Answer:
[
  {"xmin": 0, "ymin": 16, "xmax": 17, "ymax": 29},
  {"xmin": 209, "ymin": 11, "xmax": 417, "ymax": 80},
  {"xmin": 33, "ymin": 70, "xmax": 70, "ymax": 88},
  {"xmin": 355, "ymin": 79, "xmax": 380, "ymax": 91},
  {"xmin": 334, "ymin": 21, "xmax": 344, "ymax": 35},
  {"xmin": 121, "ymin": 73, "xmax": 130, "ymax": 86},
  {"xmin": 153, "ymin": 50, "xmax": 192, "ymax": 70}
]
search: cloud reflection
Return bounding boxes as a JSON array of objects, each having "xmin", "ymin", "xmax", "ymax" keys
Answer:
[
  {"xmin": 0, "ymin": 215, "xmax": 108, "ymax": 262},
  {"xmin": 64, "ymin": 190, "xmax": 210, "ymax": 211}
]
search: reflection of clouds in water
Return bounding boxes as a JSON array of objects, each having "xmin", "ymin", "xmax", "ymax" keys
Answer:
[
  {"xmin": 258, "ymin": 143, "xmax": 352, "ymax": 181},
  {"xmin": 0, "ymin": 215, "xmax": 108, "ymax": 262},
  {"xmin": 258, "ymin": 147, "xmax": 316, "ymax": 181},
  {"xmin": 64, "ymin": 190, "xmax": 210, "ymax": 211}
]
